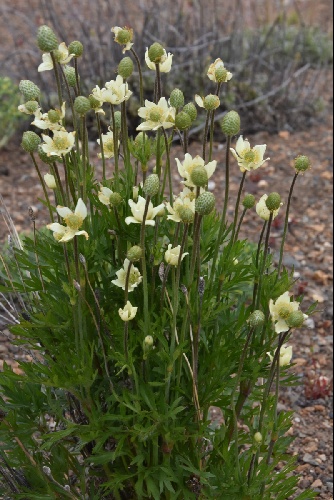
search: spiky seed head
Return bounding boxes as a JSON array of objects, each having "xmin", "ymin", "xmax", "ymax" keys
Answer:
[
  {"xmin": 148, "ymin": 42, "xmax": 165, "ymax": 63},
  {"xmin": 175, "ymin": 111, "xmax": 191, "ymax": 131},
  {"xmin": 183, "ymin": 102, "xmax": 197, "ymax": 122},
  {"xmin": 294, "ymin": 155, "xmax": 311, "ymax": 173},
  {"xmin": 248, "ymin": 310, "xmax": 265, "ymax": 328},
  {"xmin": 109, "ymin": 193, "xmax": 123, "ymax": 207},
  {"xmin": 195, "ymin": 192, "xmax": 216, "ymax": 215},
  {"xmin": 221, "ymin": 110, "xmax": 240, "ymax": 136},
  {"xmin": 118, "ymin": 57, "xmax": 134, "ymax": 78},
  {"xmin": 23, "ymin": 101, "xmax": 40, "ymax": 113},
  {"xmin": 265, "ymin": 192, "xmax": 281, "ymax": 211},
  {"xmin": 170, "ymin": 88, "xmax": 184, "ymax": 108},
  {"xmin": 190, "ymin": 165, "xmax": 208, "ymax": 187},
  {"xmin": 144, "ymin": 174, "xmax": 160, "ymax": 197},
  {"xmin": 286, "ymin": 310, "xmax": 305, "ymax": 328},
  {"xmin": 178, "ymin": 207, "xmax": 195, "ymax": 224},
  {"xmin": 47, "ymin": 109, "xmax": 61, "ymax": 123},
  {"xmin": 215, "ymin": 66, "xmax": 229, "ymax": 83},
  {"xmin": 127, "ymin": 245, "xmax": 143, "ymax": 262},
  {"xmin": 19, "ymin": 80, "xmax": 41, "ymax": 101},
  {"xmin": 68, "ymin": 40, "xmax": 83, "ymax": 57},
  {"xmin": 89, "ymin": 95, "xmax": 101, "ymax": 110},
  {"xmin": 21, "ymin": 131, "xmax": 41, "ymax": 153},
  {"xmin": 203, "ymin": 94, "xmax": 220, "ymax": 111},
  {"xmin": 36, "ymin": 25, "xmax": 58, "ymax": 52},
  {"xmin": 242, "ymin": 194, "xmax": 256, "ymax": 209},
  {"xmin": 63, "ymin": 66, "xmax": 77, "ymax": 87},
  {"xmin": 74, "ymin": 96, "xmax": 91, "ymax": 115}
]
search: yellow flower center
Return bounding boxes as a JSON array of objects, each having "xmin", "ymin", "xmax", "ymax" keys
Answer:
[
  {"xmin": 244, "ymin": 150, "xmax": 256, "ymax": 163},
  {"xmin": 129, "ymin": 270, "xmax": 140, "ymax": 285},
  {"xmin": 53, "ymin": 137, "xmax": 69, "ymax": 151},
  {"xmin": 149, "ymin": 109, "xmax": 163, "ymax": 122},
  {"xmin": 277, "ymin": 304, "xmax": 293, "ymax": 319},
  {"xmin": 64, "ymin": 213, "xmax": 83, "ymax": 230},
  {"xmin": 104, "ymin": 139, "xmax": 115, "ymax": 153}
]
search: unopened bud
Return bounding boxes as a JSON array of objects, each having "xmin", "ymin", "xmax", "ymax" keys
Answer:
[
  {"xmin": 127, "ymin": 245, "xmax": 143, "ymax": 262},
  {"xmin": 294, "ymin": 155, "xmax": 311, "ymax": 173},
  {"xmin": 242, "ymin": 194, "xmax": 256, "ymax": 209},
  {"xmin": 254, "ymin": 432, "xmax": 263, "ymax": 443}
]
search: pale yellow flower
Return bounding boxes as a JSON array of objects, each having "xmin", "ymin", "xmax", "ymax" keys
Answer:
[
  {"xmin": 166, "ymin": 188, "xmax": 196, "ymax": 223},
  {"xmin": 97, "ymin": 128, "xmax": 119, "ymax": 159},
  {"xmin": 47, "ymin": 198, "xmax": 88, "ymax": 243},
  {"xmin": 230, "ymin": 136, "xmax": 269, "ymax": 173},
  {"xmin": 267, "ymin": 344, "xmax": 293, "ymax": 367},
  {"xmin": 38, "ymin": 42, "xmax": 74, "ymax": 72},
  {"xmin": 32, "ymin": 103, "xmax": 66, "ymax": 131},
  {"xmin": 118, "ymin": 300, "xmax": 138, "ymax": 321},
  {"xmin": 91, "ymin": 76, "xmax": 132, "ymax": 106},
  {"xmin": 112, "ymin": 259, "xmax": 142, "ymax": 292},
  {"xmin": 164, "ymin": 244, "xmax": 188, "ymax": 266},
  {"xmin": 111, "ymin": 26, "xmax": 134, "ymax": 53},
  {"xmin": 175, "ymin": 153, "xmax": 216, "ymax": 188},
  {"xmin": 207, "ymin": 58, "xmax": 233, "ymax": 83},
  {"xmin": 256, "ymin": 194, "xmax": 282, "ymax": 221},
  {"xmin": 44, "ymin": 173, "xmax": 57, "ymax": 189},
  {"xmin": 269, "ymin": 292, "xmax": 306, "ymax": 333},
  {"xmin": 98, "ymin": 186, "xmax": 113, "ymax": 205},
  {"xmin": 125, "ymin": 196, "xmax": 165, "ymax": 226},
  {"xmin": 41, "ymin": 130, "xmax": 76, "ymax": 157},
  {"xmin": 137, "ymin": 97, "xmax": 175, "ymax": 131},
  {"xmin": 145, "ymin": 48, "xmax": 173, "ymax": 73}
]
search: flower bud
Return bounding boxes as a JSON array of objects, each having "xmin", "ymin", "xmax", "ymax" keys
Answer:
[
  {"xmin": 221, "ymin": 110, "xmax": 240, "ymax": 136},
  {"xmin": 36, "ymin": 25, "xmax": 58, "ymax": 52},
  {"xmin": 132, "ymin": 186, "xmax": 139, "ymax": 201},
  {"xmin": 109, "ymin": 192, "xmax": 123, "ymax": 207},
  {"xmin": 118, "ymin": 301, "xmax": 137, "ymax": 322},
  {"xmin": 63, "ymin": 66, "xmax": 77, "ymax": 87},
  {"xmin": 294, "ymin": 155, "xmax": 311, "ymax": 173},
  {"xmin": 170, "ymin": 88, "xmax": 184, "ymax": 108},
  {"xmin": 118, "ymin": 57, "xmax": 134, "ymax": 78},
  {"xmin": 248, "ymin": 310, "xmax": 265, "ymax": 328},
  {"xmin": 114, "ymin": 111, "xmax": 122, "ymax": 130},
  {"xmin": 175, "ymin": 111, "xmax": 192, "ymax": 131},
  {"xmin": 144, "ymin": 335, "xmax": 154, "ymax": 347},
  {"xmin": 265, "ymin": 192, "xmax": 282, "ymax": 211},
  {"xmin": 68, "ymin": 40, "xmax": 83, "ymax": 57},
  {"xmin": 195, "ymin": 192, "xmax": 216, "ymax": 215},
  {"xmin": 144, "ymin": 174, "xmax": 160, "ymax": 197},
  {"xmin": 178, "ymin": 206, "xmax": 195, "ymax": 224},
  {"xmin": 286, "ymin": 310, "xmax": 305, "ymax": 328},
  {"xmin": 183, "ymin": 102, "xmax": 197, "ymax": 122},
  {"xmin": 47, "ymin": 109, "xmax": 61, "ymax": 123},
  {"xmin": 143, "ymin": 335, "xmax": 154, "ymax": 359},
  {"xmin": 203, "ymin": 94, "xmax": 220, "ymax": 111},
  {"xmin": 254, "ymin": 432, "xmax": 263, "ymax": 443},
  {"xmin": 242, "ymin": 194, "xmax": 256, "ymax": 209},
  {"xmin": 74, "ymin": 96, "xmax": 91, "ymax": 115},
  {"xmin": 19, "ymin": 80, "xmax": 41, "ymax": 101},
  {"xmin": 44, "ymin": 173, "xmax": 57, "ymax": 189},
  {"xmin": 190, "ymin": 165, "xmax": 208, "ymax": 187},
  {"xmin": 148, "ymin": 42, "xmax": 165, "ymax": 63},
  {"xmin": 127, "ymin": 245, "xmax": 143, "ymax": 262},
  {"xmin": 21, "ymin": 131, "xmax": 41, "ymax": 153}
]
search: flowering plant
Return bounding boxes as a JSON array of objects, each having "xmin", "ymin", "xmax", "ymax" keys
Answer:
[{"xmin": 0, "ymin": 25, "xmax": 317, "ymax": 499}]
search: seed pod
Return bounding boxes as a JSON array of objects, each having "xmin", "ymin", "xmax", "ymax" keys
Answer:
[
  {"xmin": 21, "ymin": 131, "xmax": 41, "ymax": 153},
  {"xmin": 294, "ymin": 155, "xmax": 311, "ymax": 173},
  {"xmin": 195, "ymin": 192, "xmax": 216, "ymax": 215},
  {"xmin": 148, "ymin": 42, "xmax": 165, "ymax": 63},
  {"xmin": 36, "ymin": 25, "xmax": 58, "ymax": 52},
  {"xmin": 169, "ymin": 88, "xmax": 184, "ymax": 108},
  {"xmin": 183, "ymin": 102, "xmax": 197, "ymax": 122},
  {"xmin": 144, "ymin": 174, "xmax": 160, "ymax": 197},
  {"xmin": 68, "ymin": 40, "xmax": 83, "ymax": 57},
  {"xmin": 248, "ymin": 310, "xmax": 265, "ymax": 328},
  {"xmin": 175, "ymin": 111, "xmax": 191, "ymax": 131},
  {"xmin": 265, "ymin": 192, "xmax": 281, "ymax": 211},
  {"xmin": 190, "ymin": 165, "xmax": 208, "ymax": 187},
  {"xmin": 242, "ymin": 194, "xmax": 256, "ymax": 209},
  {"xmin": 74, "ymin": 96, "xmax": 91, "ymax": 115},
  {"xmin": 118, "ymin": 57, "xmax": 134, "ymax": 78},
  {"xmin": 221, "ymin": 110, "xmax": 240, "ymax": 136},
  {"xmin": 19, "ymin": 80, "xmax": 41, "ymax": 101}
]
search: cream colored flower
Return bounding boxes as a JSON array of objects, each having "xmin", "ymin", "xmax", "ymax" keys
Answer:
[
  {"xmin": 230, "ymin": 136, "xmax": 269, "ymax": 173},
  {"xmin": 125, "ymin": 196, "xmax": 165, "ymax": 226},
  {"xmin": 41, "ymin": 130, "xmax": 76, "ymax": 157},
  {"xmin": 111, "ymin": 26, "xmax": 134, "ymax": 53},
  {"xmin": 207, "ymin": 58, "xmax": 233, "ymax": 83},
  {"xmin": 38, "ymin": 42, "xmax": 74, "ymax": 72},
  {"xmin": 98, "ymin": 186, "xmax": 113, "ymax": 205},
  {"xmin": 132, "ymin": 186, "xmax": 139, "ymax": 201},
  {"xmin": 145, "ymin": 48, "xmax": 173, "ymax": 73},
  {"xmin": 137, "ymin": 97, "xmax": 175, "ymax": 131},
  {"xmin": 118, "ymin": 300, "xmax": 138, "ymax": 321},
  {"xmin": 269, "ymin": 291, "xmax": 306, "ymax": 333},
  {"xmin": 194, "ymin": 94, "xmax": 220, "ymax": 110},
  {"xmin": 112, "ymin": 258, "xmax": 142, "ymax": 292},
  {"xmin": 44, "ymin": 173, "xmax": 57, "ymax": 189},
  {"xmin": 97, "ymin": 128, "xmax": 119, "ymax": 159},
  {"xmin": 18, "ymin": 103, "xmax": 41, "ymax": 115},
  {"xmin": 164, "ymin": 244, "xmax": 188, "ymax": 266},
  {"xmin": 47, "ymin": 198, "xmax": 88, "ymax": 242},
  {"xmin": 166, "ymin": 188, "xmax": 196, "ymax": 223},
  {"xmin": 267, "ymin": 344, "xmax": 293, "ymax": 367},
  {"xmin": 176, "ymin": 153, "xmax": 216, "ymax": 188},
  {"xmin": 91, "ymin": 76, "xmax": 132, "ymax": 106},
  {"xmin": 32, "ymin": 103, "xmax": 66, "ymax": 131},
  {"xmin": 256, "ymin": 194, "xmax": 282, "ymax": 221}
]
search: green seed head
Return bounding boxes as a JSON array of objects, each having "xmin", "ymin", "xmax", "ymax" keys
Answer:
[
  {"xmin": 183, "ymin": 102, "xmax": 197, "ymax": 122},
  {"xmin": 118, "ymin": 57, "xmax": 134, "ymax": 78},
  {"xmin": 286, "ymin": 310, "xmax": 305, "ymax": 328},
  {"xmin": 68, "ymin": 40, "xmax": 83, "ymax": 57},
  {"xmin": 190, "ymin": 165, "xmax": 208, "ymax": 187},
  {"xmin": 109, "ymin": 192, "xmax": 123, "ymax": 207},
  {"xmin": 178, "ymin": 207, "xmax": 195, "ymax": 224},
  {"xmin": 242, "ymin": 194, "xmax": 256, "ymax": 209},
  {"xmin": 127, "ymin": 245, "xmax": 143, "ymax": 262},
  {"xmin": 169, "ymin": 88, "xmax": 184, "ymax": 108},
  {"xmin": 294, "ymin": 155, "xmax": 311, "ymax": 173},
  {"xmin": 248, "ymin": 310, "xmax": 265, "ymax": 328},
  {"xmin": 74, "ymin": 96, "xmax": 91, "ymax": 115},
  {"xmin": 221, "ymin": 110, "xmax": 240, "ymax": 136},
  {"xmin": 19, "ymin": 80, "xmax": 41, "ymax": 101},
  {"xmin": 36, "ymin": 25, "xmax": 58, "ymax": 52},
  {"xmin": 47, "ymin": 109, "xmax": 61, "ymax": 123},
  {"xmin": 195, "ymin": 192, "xmax": 216, "ymax": 215},
  {"xmin": 89, "ymin": 95, "xmax": 101, "ymax": 110},
  {"xmin": 23, "ymin": 100, "xmax": 40, "ymax": 114},
  {"xmin": 203, "ymin": 94, "xmax": 220, "ymax": 111},
  {"xmin": 215, "ymin": 67, "xmax": 229, "ymax": 83},
  {"xmin": 265, "ymin": 192, "xmax": 281, "ymax": 211},
  {"xmin": 148, "ymin": 42, "xmax": 165, "ymax": 63},
  {"xmin": 175, "ymin": 111, "xmax": 192, "ymax": 131},
  {"xmin": 63, "ymin": 66, "xmax": 77, "ymax": 87},
  {"xmin": 21, "ymin": 131, "xmax": 41, "ymax": 153},
  {"xmin": 144, "ymin": 174, "xmax": 160, "ymax": 197}
]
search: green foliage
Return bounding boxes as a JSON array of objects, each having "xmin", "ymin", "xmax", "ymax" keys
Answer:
[
  {"xmin": 0, "ymin": 23, "xmax": 316, "ymax": 499},
  {"xmin": 0, "ymin": 76, "xmax": 26, "ymax": 148}
]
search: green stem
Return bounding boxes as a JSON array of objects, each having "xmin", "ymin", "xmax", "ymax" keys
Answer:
[
  {"xmin": 30, "ymin": 153, "xmax": 54, "ymax": 222},
  {"xmin": 74, "ymin": 58, "xmax": 81, "ymax": 95},
  {"xmin": 96, "ymin": 113, "xmax": 106, "ymax": 181},
  {"xmin": 50, "ymin": 54, "xmax": 63, "ymax": 107},
  {"xmin": 131, "ymin": 48, "xmax": 144, "ymax": 106},
  {"xmin": 162, "ymin": 128, "xmax": 173, "ymax": 204},
  {"xmin": 155, "ymin": 63, "xmax": 162, "ymax": 102},
  {"xmin": 255, "ymin": 213, "xmax": 273, "ymax": 310},
  {"xmin": 202, "ymin": 110, "xmax": 211, "ymax": 161},
  {"xmin": 229, "ymin": 171, "xmax": 247, "ymax": 246},
  {"xmin": 140, "ymin": 197, "xmax": 151, "ymax": 334}
]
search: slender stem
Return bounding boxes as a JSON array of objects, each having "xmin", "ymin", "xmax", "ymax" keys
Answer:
[
  {"xmin": 140, "ymin": 197, "xmax": 151, "ymax": 334},
  {"xmin": 155, "ymin": 63, "xmax": 162, "ymax": 102},
  {"xmin": 74, "ymin": 58, "xmax": 81, "ymax": 95},
  {"xmin": 162, "ymin": 128, "xmax": 173, "ymax": 204},
  {"xmin": 255, "ymin": 213, "xmax": 273, "ymax": 310},
  {"xmin": 183, "ymin": 128, "xmax": 189, "ymax": 154},
  {"xmin": 50, "ymin": 161, "xmax": 65, "ymax": 204},
  {"xmin": 234, "ymin": 208, "xmax": 247, "ymax": 244},
  {"xmin": 50, "ymin": 54, "xmax": 63, "ymax": 107},
  {"xmin": 276, "ymin": 172, "xmax": 299, "ymax": 279},
  {"xmin": 189, "ymin": 215, "xmax": 203, "ymax": 286},
  {"xmin": 202, "ymin": 110, "xmax": 211, "ymax": 161},
  {"xmin": 131, "ymin": 48, "xmax": 144, "ymax": 106},
  {"xmin": 96, "ymin": 113, "xmax": 106, "ymax": 181},
  {"xmin": 229, "ymin": 171, "xmax": 247, "ymax": 246},
  {"xmin": 30, "ymin": 153, "xmax": 54, "ymax": 222}
]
